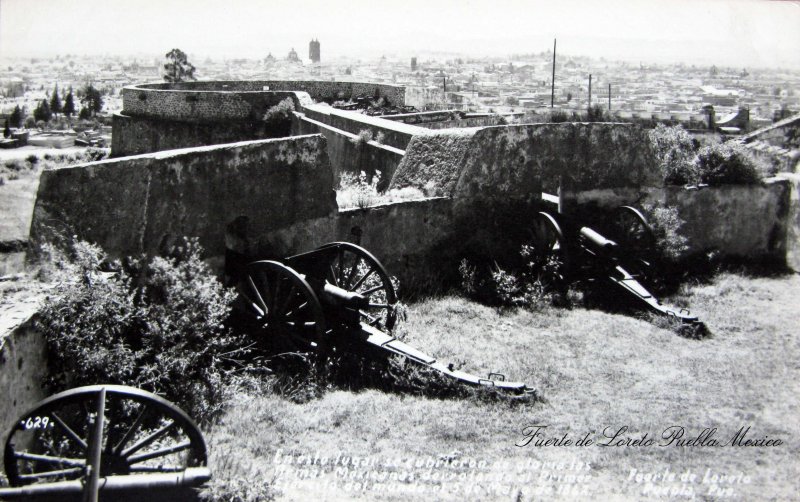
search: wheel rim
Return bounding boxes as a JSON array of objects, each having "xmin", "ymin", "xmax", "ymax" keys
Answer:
[
  {"xmin": 237, "ymin": 260, "xmax": 326, "ymax": 350},
  {"xmin": 317, "ymin": 242, "xmax": 398, "ymax": 330},
  {"xmin": 4, "ymin": 385, "xmax": 206, "ymax": 487},
  {"xmin": 611, "ymin": 206, "xmax": 656, "ymax": 256},
  {"xmin": 529, "ymin": 212, "xmax": 566, "ymax": 267}
]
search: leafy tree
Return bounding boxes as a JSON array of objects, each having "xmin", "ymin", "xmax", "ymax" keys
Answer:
[
  {"xmin": 79, "ymin": 85, "xmax": 103, "ymax": 116},
  {"xmin": 33, "ymin": 99, "xmax": 52, "ymax": 122},
  {"xmin": 163, "ymin": 48, "xmax": 196, "ymax": 83},
  {"xmin": 3, "ymin": 119, "xmax": 10, "ymax": 138},
  {"xmin": 63, "ymin": 88, "xmax": 76, "ymax": 117},
  {"xmin": 505, "ymin": 96, "xmax": 519, "ymax": 106},
  {"xmin": 648, "ymin": 124, "xmax": 698, "ymax": 185},
  {"xmin": 9, "ymin": 105, "xmax": 23, "ymax": 128},
  {"xmin": 49, "ymin": 85, "xmax": 62, "ymax": 116},
  {"xmin": 78, "ymin": 106, "xmax": 91, "ymax": 120}
]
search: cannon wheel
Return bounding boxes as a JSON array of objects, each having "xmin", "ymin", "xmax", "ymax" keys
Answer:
[
  {"xmin": 611, "ymin": 206, "xmax": 656, "ymax": 256},
  {"xmin": 529, "ymin": 212, "xmax": 567, "ymax": 269},
  {"xmin": 238, "ymin": 260, "xmax": 327, "ymax": 351},
  {"xmin": 316, "ymin": 242, "xmax": 398, "ymax": 330},
  {"xmin": 3, "ymin": 385, "xmax": 207, "ymax": 487}
]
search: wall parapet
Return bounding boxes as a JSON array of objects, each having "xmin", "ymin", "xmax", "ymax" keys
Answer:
[{"xmin": 31, "ymin": 135, "xmax": 337, "ymax": 268}]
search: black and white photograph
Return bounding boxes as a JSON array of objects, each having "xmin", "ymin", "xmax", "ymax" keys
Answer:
[{"xmin": 0, "ymin": 0, "xmax": 798, "ymax": 500}]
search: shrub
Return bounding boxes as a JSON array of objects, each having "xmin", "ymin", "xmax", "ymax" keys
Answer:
[
  {"xmin": 695, "ymin": 141, "xmax": 764, "ymax": 185},
  {"xmin": 548, "ymin": 110, "xmax": 569, "ymax": 123},
  {"xmin": 263, "ymin": 97, "xmax": 295, "ymax": 124},
  {"xmin": 350, "ymin": 129, "xmax": 373, "ymax": 148},
  {"xmin": 643, "ymin": 203, "xmax": 689, "ymax": 262},
  {"xmin": 648, "ymin": 124, "xmax": 699, "ymax": 185},
  {"xmin": 37, "ymin": 238, "xmax": 247, "ymax": 424},
  {"xmin": 374, "ymin": 131, "xmax": 386, "ymax": 144},
  {"xmin": 25, "ymin": 154, "xmax": 39, "ymax": 165},
  {"xmin": 84, "ymin": 146, "xmax": 110, "ymax": 162},
  {"xmin": 262, "ymin": 98, "xmax": 295, "ymax": 137}
]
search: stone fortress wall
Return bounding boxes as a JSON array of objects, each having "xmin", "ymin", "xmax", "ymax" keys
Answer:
[
  {"xmin": 113, "ymin": 81, "xmax": 407, "ymax": 157},
  {"xmin": 36, "ymin": 79, "xmax": 799, "ymax": 283}
]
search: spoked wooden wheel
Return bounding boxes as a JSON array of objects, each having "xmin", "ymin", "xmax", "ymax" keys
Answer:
[
  {"xmin": 3, "ymin": 385, "xmax": 207, "ymax": 487},
  {"xmin": 316, "ymin": 242, "xmax": 398, "ymax": 330},
  {"xmin": 528, "ymin": 212, "xmax": 567, "ymax": 269},
  {"xmin": 237, "ymin": 260, "xmax": 327, "ymax": 350},
  {"xmin": 610, "ymin": 206, "xmax": 656, "ymax": 256}
]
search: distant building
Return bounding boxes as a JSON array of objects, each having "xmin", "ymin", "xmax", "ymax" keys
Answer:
[
  {"xmin": 309, "ymin": 39, "xmax": 321, "ymax": 63},
  {"xmin": 264, "ymin": 53, "xmax": 276, "ymax": 64},
  {"xmin": 411, "ymin": 57, "xmax": 417, "ymax": 72},
  {"xmin": 287, "ymin": 48, "xmax": 300, "ymax": 63}
]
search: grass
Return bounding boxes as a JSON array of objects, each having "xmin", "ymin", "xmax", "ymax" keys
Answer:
[
  {"xmin": 0, "ymin": 148, "xmax": 109, "ymax": 246},
  {"xmin": 201, "ymin": 271, "xmax": 800, "ymax": 501}
]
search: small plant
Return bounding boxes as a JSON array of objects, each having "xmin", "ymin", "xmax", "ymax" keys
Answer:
[
  {"xmin": 25, "ymin": 154, "xmax": 39, "ymax": 165},
  {"xmin": 643, "ymin": 203, "xmax": 689, "ymax": 262},
  {"xmin": 374, "ymin": 131, "xmax": 386, "ymax": 144},
  {"xmin": 695, "ymin": 141, "xmax": 765, "ymax": 185},
  {"xmin": 337, "ymin": 170, "xmax": 382, "ymax": 209},
  {"xmin": 350, "ymin": 128, "xmax": 373, "ymax": 148}
]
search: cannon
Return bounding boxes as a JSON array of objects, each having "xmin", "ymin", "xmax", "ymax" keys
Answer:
[
  {"xmin": 529, "ymin": 201, "xmax": 704, "ymax": 332},
  {"xmin": 0, "ymin": 385, "xmax": 210, "ymax": 502},
  {"xmin": 235, "ymin": 242, "xmax": 536, "ymax": 397}
]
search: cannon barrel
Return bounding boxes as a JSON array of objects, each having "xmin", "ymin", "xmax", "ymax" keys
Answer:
[
  {"xmin": 579, "ymin": 226, "xmax": 619, "ymax": 256},
  {"xmin": 320, "ymin": 283, "xmax": 369, "ymax": 309}
]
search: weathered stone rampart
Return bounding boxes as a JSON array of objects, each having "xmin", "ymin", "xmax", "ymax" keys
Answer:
[
  {"xmin": 31, "ymin": 135, "xmax": 337, "ymax": 267},
  {"xmin": 113, "ymin": 81, "xmax": 408, "ymax": 157},
  {"xmin": 390, "ymin": 123, "xmax": 661, "ymax": 197}
]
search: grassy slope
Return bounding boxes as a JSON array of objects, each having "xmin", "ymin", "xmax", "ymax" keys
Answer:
[{"xmin": 207, "ymin": 272, "xmax": 799, "ymax": 501}]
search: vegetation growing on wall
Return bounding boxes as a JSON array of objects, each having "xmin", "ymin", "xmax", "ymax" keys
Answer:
[
  {"xmin": 37, "ymin": 238, "xmax": 247, "ymax": 425},
  {"xmin": 649, "ymin": 124, "xmax": 769, "ymax": 185},
  {"xmin": 262, "ymin": 97, "xmax": 295, "ymax": 137}
]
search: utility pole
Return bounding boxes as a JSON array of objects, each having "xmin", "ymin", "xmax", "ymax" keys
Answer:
[
  {"xmin": 608, "ymin": 83, "xmax": 611, "ymax": 111},
  {"xmin": 588, "ymin": 74, "xmax": 592, "ymax": 109},
  {"xmin": 551, "ymin": 38, "xmax": 556, "ymax": 108}
]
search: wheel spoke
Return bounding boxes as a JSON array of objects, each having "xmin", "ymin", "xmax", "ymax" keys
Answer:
[
  {"xmin": 344, "ymin": 257, "xmax": 360, "ymax": 288},
  {"xmin": 121, "ymin": 421, "xmax": 176, "ymax": 458},
  {"xmin": 276, "ymin": 284, "xmax": 296, "ymax": 317},
  {"xmin": 359, "ymin": 284, "xmax": 383, "ymax": 297},
  {"xmin": 284, "ymin": 301, "xmax": 308, "ymax": 319},
  {"xmin": 368, "ymin": 303, "xmax": 389, "ymax": 308},
  {"xmin": 128, "ymin": 441, "xmax": 191, "ymax": 464},
  {"xmin": 50, "ymin": 411, "xmax": 88, "ymax": 452},
  {"xmin": 247, "ymin": 276, "xmax": 268, "ymax": 315},
  {"xmin": 351, "ymin": 268, "xmax": 375, "ymax": 291},
  {"xmin": 13, "ymin": 452, "xmax": 85, "ymax": 467},
  {"xmin": 113, "ymin": 406, "xmax": 148, "ymax": 455},
  {"xmin": 18, "ymin": 468, "xmax": 83, "ymax": 481},
  {"xmin": 328, "ymin": 264, "xmax": 339, "ymax": 286}
]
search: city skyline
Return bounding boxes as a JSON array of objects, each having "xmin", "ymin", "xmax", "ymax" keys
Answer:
[{"xmin": 0, "ymin": 0, "xmax": 798, "ymax": 69}]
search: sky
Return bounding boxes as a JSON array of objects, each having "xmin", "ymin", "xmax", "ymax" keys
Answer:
[{"xmin": 0, "ymin": 0, "xmax": 798, "ymax": 68}]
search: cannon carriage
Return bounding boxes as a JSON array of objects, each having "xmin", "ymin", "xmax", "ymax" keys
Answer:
[
  {"xmin": 234, "ymin": 241, "xmax": 537, "ymax": 396},
  {"xmin": 529, "ymin": 196, "xmax": 703, "ymax": 330}
]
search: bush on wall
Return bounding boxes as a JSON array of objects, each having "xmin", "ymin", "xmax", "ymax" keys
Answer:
[
  {"xmin": 37, "ymin": 238, "xmax": 247, "ymax": 424},
  {"xmin": 649, "ymin": 124, "xmax": 766, "ymax": 186},
  {"xmin": 263, "ymin": 97, "xmax": 295, "ymax": 137},
  {"xmin": 695, "ymin": 141, "xmax": 765, "ymax": 185},
  {"xmin": 648, "ymin": 124, "xmax": 699, "ymax": 185}
]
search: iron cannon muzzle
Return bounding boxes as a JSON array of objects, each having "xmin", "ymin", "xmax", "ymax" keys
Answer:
[
  {"xmin": 579, "ymin": 226, "xmax": 619, "ymax": 257},
  {"xmin": 321, "ymin": 283, "xmax": 369, "ymax": 309}
]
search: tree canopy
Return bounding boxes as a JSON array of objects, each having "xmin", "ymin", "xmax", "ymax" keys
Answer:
[
  {"xmin": 163, "ymin": 48, "xmax": 196, "ymax": 83},
  {"xmin": 80, "ymin": 85, "xmax": 103, "ymax": 117}
]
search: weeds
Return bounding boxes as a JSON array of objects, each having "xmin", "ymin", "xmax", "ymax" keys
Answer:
[{"xmin": 337, "ymin": 170, "xmax": 381, "ymax": 209}]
